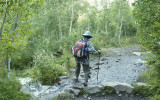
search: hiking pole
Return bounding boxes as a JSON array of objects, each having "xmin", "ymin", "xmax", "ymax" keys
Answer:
[{"xmin": 97, "ymin": 50, "xmax": 101, "ymax": 84}]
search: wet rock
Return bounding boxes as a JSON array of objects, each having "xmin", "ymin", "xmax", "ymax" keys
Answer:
[
  {"xmin": 84, "ymin": 85, "xmax": 104, "ymax": 94},
  {"xmin": 132, "ymin": 52, "xmax": 141, "ymax": 56}
]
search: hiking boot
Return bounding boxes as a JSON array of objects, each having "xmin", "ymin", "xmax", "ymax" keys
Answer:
[
  {"xmin": 74, "ymin": 79, "xmax": 79, "ymax": 83},
  {"xmin": 83, "ymin": 81, "xmax": 88, "ymax": 86},
  {"xmin": 88, "ymin": 74, "xmax": 91, "ymax": 78}
]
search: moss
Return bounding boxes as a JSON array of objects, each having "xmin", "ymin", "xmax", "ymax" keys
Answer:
[
  {"xmin": 150, "ymin": 95, "xmax": 160, "ymax": 100},
  {"xmin": 79, "ymin": 88, "xmax": 88, "ymax": 95},
  {"xmin": 98, "ymin": 86, "xmax": 116, "ymax": 95},
  {"xmin": 54, "ymin": 92, "xmax": 73, "ymax": 100},
  {"xmin": 132, "ymin": 84, "xmax": 151, "ymax": 96}
]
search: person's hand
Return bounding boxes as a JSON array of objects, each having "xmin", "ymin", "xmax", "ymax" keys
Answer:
[{"xmin": 98, "ymin": 49, "xmax": 101, "ymax": 54}]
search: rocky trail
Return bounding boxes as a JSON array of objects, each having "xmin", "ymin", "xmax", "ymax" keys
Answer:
[{"xmin": 19, "ymin": 46, "xmax": 149, "ymax": 100}]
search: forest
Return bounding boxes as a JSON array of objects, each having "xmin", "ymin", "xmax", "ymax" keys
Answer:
[{"xmin": 0, "ymin": 0, "xmax": 160, "ymax": 100}]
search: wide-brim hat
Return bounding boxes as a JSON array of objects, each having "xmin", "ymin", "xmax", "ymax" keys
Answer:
[{"xmin": 82, "ymin": 31, "xmax": 93, "ymax": 38}]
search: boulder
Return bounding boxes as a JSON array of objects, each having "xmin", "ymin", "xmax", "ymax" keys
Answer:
[
  {"xmin": 70, "ymin": 88, "xmax": 81, "ymax": 96},
  {"xmin": 103, "ymin": 82, "xmax": 134, "ymax": 94},
  {"xmin": 84, "ymin": 85, "xmax": 104, "ymax": 94}
]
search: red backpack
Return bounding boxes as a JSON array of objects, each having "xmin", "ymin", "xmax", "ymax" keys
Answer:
[{"xmin": 72, "ymin": 39, "xmax": 87, "ymax": 57}]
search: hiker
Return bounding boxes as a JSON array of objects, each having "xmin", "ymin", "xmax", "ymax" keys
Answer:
[{"xmin": 72, "ymin": 31, "xmax": 101, "ymax": 86}]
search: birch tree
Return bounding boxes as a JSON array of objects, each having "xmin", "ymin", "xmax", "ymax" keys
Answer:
[{"xmin": 0, "ymin": 0, "xmax": 45, "ymax": 77}]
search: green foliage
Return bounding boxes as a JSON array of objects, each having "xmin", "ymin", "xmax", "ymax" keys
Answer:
[
  {"xmin": 0, "ymin": 67, "xmax": 30, "ymax": 100},
  {"xmin": 132, "ymin": 84, "xmax": 151, "ymax": 96},
  {"xmin": 99, "ymin": 86, "xmax": 116, "ymax": 95},
  {"xmin": 33, "ymin": 50, "xmax": 66, "ymax": 85},
  {"xmin": 133, "ymin": 0, "xmax": 160, "ymax": 98},
  {"xmin": 2, "ymin": 0, "xmax": 137, "ymax": 86},
  {"xmin": 150, "ymin": 95, "xmax": 160, "ymax": 100}
]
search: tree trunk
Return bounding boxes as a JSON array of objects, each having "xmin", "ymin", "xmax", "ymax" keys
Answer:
[
  {"xmin": 58, "ymin": 16, "xmax": 62, "ymax": 39},
  {"xmin": 7, "ymin": 56, "xmax": 11, "ymax": 78},
  {"xmin": 105, "ymin": 23, "xmax": 108, "ymax": 38},
  {"xmin": 0, "ymin": 4, "xmax": 10, "ymax": 40},
  {"xmin": 115, "ymin": 8, "xmax": 121, "ymax": 38},
  {"xmin": 118, "ymin": 17, "xmax": 123, "ymax": 44},
  {"xmin": 7, "ymin": 11, "xmax": 19, "ymax": 78},
  {"xmin": 88, "ymin": 22, "xmax": 90, "ymax": 31},
  {"xmin": 69, "ymin": 2, "xmax": 74, "ymax": 36},
  {"xmin": 13, "ymin": 11, "xmax": 18, "ymax": 31}
]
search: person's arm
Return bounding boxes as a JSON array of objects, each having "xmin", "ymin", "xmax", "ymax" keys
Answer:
[{"xmin": 87, "ymin": 41, "xmax": 99, "ymax": 54}]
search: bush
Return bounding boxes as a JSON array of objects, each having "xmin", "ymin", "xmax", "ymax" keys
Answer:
[
  {"xmin": 32, "ymin": 50, "xmax": 66, "ymax": 85},
  {"xmin": 0, "ymin": 67, "xmax": 30, "ymax": 100}
]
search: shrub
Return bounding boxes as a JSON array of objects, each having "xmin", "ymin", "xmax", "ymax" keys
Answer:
[
  {"xmin": 0, "ymin": 67, "xmax": 30, "ymax": 100},
  {"xmin": 33, "ymin": 50, "xmax": 66, "ymax": 85}
]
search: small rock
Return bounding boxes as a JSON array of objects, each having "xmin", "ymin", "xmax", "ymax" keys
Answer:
[
  {"xmin": 118, "ymin": 58, "xmax": 121, "ymax": 60},
  {"xmin": 80, "ymin": 73, "xmax": 84, "ymax": 77},
  {"xmin": 116, "ymin": 91, "xmax": 119, "ymax": 94},
  {"xmin": 70, "ymin": 88, "xmax": 81, "ymax": 96},
  {"xmin": 93, "ymin": 67, "xmax": 100, "ymax": 70},
  {"xmin": 101, "ymin": 58, "xmax": 108, "ymax": 61},
  {"xmin": 83, "ymin": 95, "xmax": 88, "ymax": 99},
  {"xmin": 107, "ymin": 66, "xmax": 111, "ymax": 68},
  {"xmin": 135, "ymin": 82, "xmax": 152, "ymax": 87},
  {"xmin": 125, "ymin": 94, "xmax": 128, "ymax": 97},
  {"xmin": 57, "ymin": 76, "xmax": 68, "ymax": 80},
  {"xmin": 132, "ymin": 52, "xmax": 141, "ymax": 56},
  {"xmin": 95, "ymin": 61, "xmax": 104, "ymax": 65},
  {"xmin": 88, "ymin": 96, "xmax": 91, "ymax": 100},
  {"xmin": 136, "ymin": 59, "xmax": 147, "ymax": 64},
  {"xmin": 118, "ymin": 94, "xmax": 122, "ymax": 97}
]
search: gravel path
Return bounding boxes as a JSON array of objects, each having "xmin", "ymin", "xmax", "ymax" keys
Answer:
[
  {"xmin": 78, "ymin": 46, "xmax": 147, "ymax": 85},
  {"xmin": 26, "ymin": 46, "xmax": 148, "ymax": 100}
]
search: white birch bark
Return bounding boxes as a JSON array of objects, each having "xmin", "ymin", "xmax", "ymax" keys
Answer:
[
  {"xmin": 105, "ymin": 23, "xmax": 108, "ymax": 38},
  {"xmin": 58, "ymin": 16, "xmax": 62, "ymax": 39},
  {"xmin": 0, "ymin": 4, "xmax": 10, "ymax": 40},
  {"xmin": 69, "ymin": 2, "xmax": 74, "ymax": 36},
  {"xmin": 7, "ymin": 57, "xmax": 11, "ymax": 78},
  {"xmin": 118, "ymin": 17, "xmax": 123, "ymax": 43}
]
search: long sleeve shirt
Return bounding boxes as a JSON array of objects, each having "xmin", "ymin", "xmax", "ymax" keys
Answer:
[{"xmin": 75, "ymin": 37, "xmax": 98, "ymax": 65}]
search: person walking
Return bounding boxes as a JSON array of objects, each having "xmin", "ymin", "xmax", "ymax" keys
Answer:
[{"xmin": 73, "ymin": 31, "xmax": 101, "ymax": 86}]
